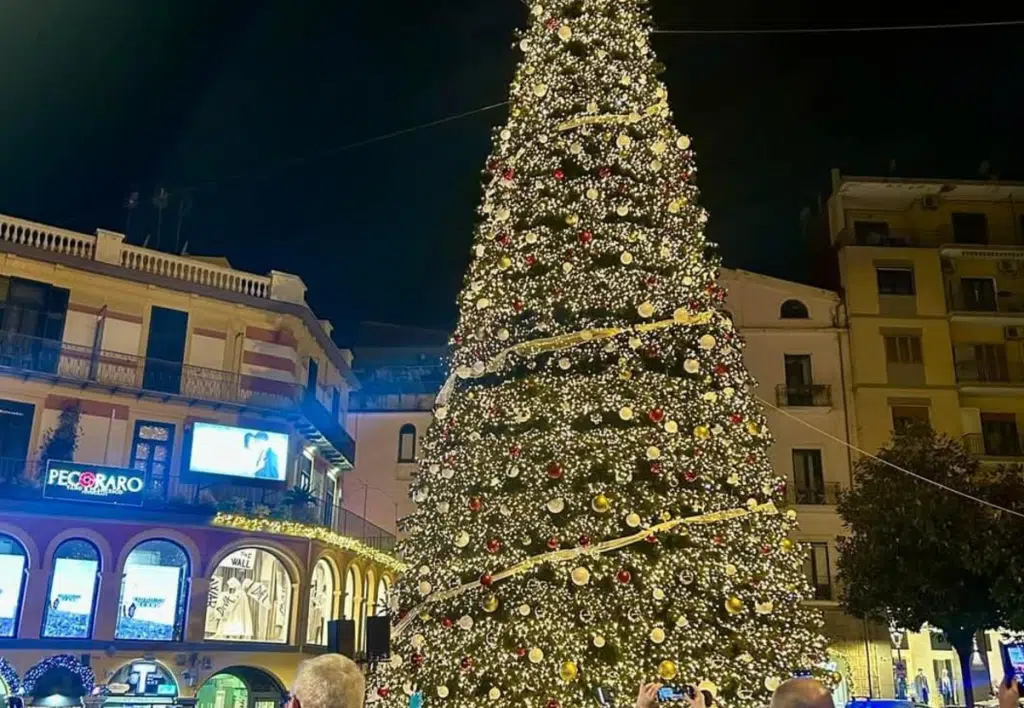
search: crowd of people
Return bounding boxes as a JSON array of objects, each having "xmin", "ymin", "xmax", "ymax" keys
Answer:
[{"xmin": 279, "ymin": 653, "xmax": 1024, "ymax": 708}]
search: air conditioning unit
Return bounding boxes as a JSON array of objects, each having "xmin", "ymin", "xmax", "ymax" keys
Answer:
[
  {"xmin": 940, "ymin": 258, "xmax": 955, "ymax": 274},
  {"xmin": 921, "ymin": 194, "xmax": 941, "ymax": 210},
  {"xmin": 1005, "ymin": 326, "xmax": 1024, "ymax": 340},
  {"xmin": 998, "ymin": 260, "xmax": 1020, "ymax": 275}
]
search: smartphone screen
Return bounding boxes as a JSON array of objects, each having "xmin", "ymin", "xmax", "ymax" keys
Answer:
[
  {"xmin": 658, "ymin": 687, "xmax": 686, "ymax": 702},
  {"xmin": 1007, "ymin": 645, "xmax": 1024, "ymax": 682}
]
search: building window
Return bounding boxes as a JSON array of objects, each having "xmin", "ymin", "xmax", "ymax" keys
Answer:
[
  {"xmin": 307, "ymin": 560, "xmax": 335, "ymax": 646},
  {"xmin": 980, "ymin": 413, "xmax": 1020, "ymax": 457},
  {"xmin": 130, "ymin": 421, "xmax": 175, "ymax": 499},
  {"xmin": 780, "ymin": 299, "xmax": 809, "ymax": 319},
  {"xmin": 854, "ymin": 221, "xmax": 892, "ymax": 246},
  {"xmin": 298, "ymin": 454, "xmax": 313, "ymax": 491},
  {"xmin": 343, "ymin": 567, "xmax": 358, "ymax": 621},
  {"xmin": 951, "ymin": 212, "xmax": 989, "ymax": 245},
  {"xmin": 892, "ymin": 405, "xmax": 930, "ymax": 433},
  {"xmin": 204, "ymin": 548, "xmax": 292, "ymax": 643},
  {"xmin": 959, "ymin": 277, "xmax": 997, "ymax": 312},
  {"xmin": 375, "ymin": 577, "xmax": 390, "ymax": 617},
  {"xmin": 115, "ymin": 540, "xmax": 190, "ymax": 642},
  {"xmin": 885, "ymin": 335, "xmax": 922, "ymax": 364},
  {"xmin": 324, "ymin": 484, "xmax": 335, "ymax": 529},
  {"xmin": 0, "ymin": 534, "xmax": 28, "ymax": 638},
  {"xmin": 877, "ymin": 268, "xmax": 915, "ymax": 296},
  {"xmin": 42, "ymin": 539, "xmax": 101, "ymax": 639},
  {"xmin": 792, "ymin": 450, "xmax": 825, "ymax": 504},
  {"xmin": 802, "ymin": 542, "xmax": 832, "ymax": 600},
  {"xmin": 398, "ymin": 424, "xmax": 417, "ymax": 463}
]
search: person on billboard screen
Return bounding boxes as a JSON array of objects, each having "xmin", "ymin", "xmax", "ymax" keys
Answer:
[{"xmin": 245, "ymin": 432, "xmax": 280, "ymax": 480}]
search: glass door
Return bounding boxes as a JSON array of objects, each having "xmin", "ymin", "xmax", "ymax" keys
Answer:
[{"xmin": 131, "ymin": 421, "xmax": 176, "ymax": 498}]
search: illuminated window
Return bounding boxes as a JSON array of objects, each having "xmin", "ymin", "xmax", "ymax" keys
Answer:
[
  {"xmin": 375, "ymin": 576, "xmax": 390, "ymax": 617},
  {"xmin": 398, "ymin": 424, "xmax": 417, "ymax": 462},
  {"xmin": 204, "ymin": 548, "xmax": 292, "ymax": 644},
  {"xmin": 780, "ymin": 299, "xmax": 809, "ymax": 319},
  {"xmin": 306, "ymin": 560, "xmax": 335, "ymax": 645},
  {"xmin": 0, "ymin": 534, "xmax": 28, "ymax": 638},
  {"xmin": 115, "ymin": 540, "xmax": 189, "ymax": 641},
  {"xmin": 42, "ymin": 539, "xmax": 101, "ymax": 638}
]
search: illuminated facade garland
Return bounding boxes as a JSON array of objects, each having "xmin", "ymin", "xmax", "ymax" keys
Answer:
[{"xmin": 23, "ymin": 654, "xmax": 95, "ymax": 696}]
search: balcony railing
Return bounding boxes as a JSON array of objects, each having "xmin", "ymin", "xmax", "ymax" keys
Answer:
[
  {"xmin": 837, "ymin": 225, "xmax": 1024, "ymax": 250},
  {"xmin": 783, "ymin": 482, "xmax": 843, "ymax": 506},
  {"xmin": 0, "ymin": 459, "xmax": 395, "ymax": 550},
  {"xmin": 350, "ymin": 364, "xmax": 447, "ymax": 411},
  {"xmin": 962, "ymin": 433, "xmax": 1024, "ymax": 459},
  {"xmin": 775, "ymin": 384, "xmax": 833, "ymax": 408},
  {"xmin": 955, "ymin": 360, "xmax": 1024, "ymax": 386},
  {"xmin": 0, "ymin": 329, "xmax": 300, "ymax": 409},
  {"xmin": 946, "ymin": 284, "xmax": 1024, "ymax": 314}
]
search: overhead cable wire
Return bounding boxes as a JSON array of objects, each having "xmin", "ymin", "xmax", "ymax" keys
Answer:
[{"xmin": 652, "ymin": 19, "xmax": 1024, "ymax": 34}]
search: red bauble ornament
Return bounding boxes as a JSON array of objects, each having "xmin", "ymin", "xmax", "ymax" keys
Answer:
[
  {"xmin": 503, "ymin": 168, "xmax": 516, "ymax": 181},
  {"xmin": 730, "ymin": 412, "xmax": 743, "ymax": 424},
  {"xmin": 715, "ymin": 363, "xmax": 728, "ymax": 375},
  {"xmin": 513, "ymin": 300, "xmax": 525, "ymax": 312},
  {"xmin": 545, "ymin": 17, "xmax": 559, "ymax": 30},
  {"xmin": 598, "ymin": 166, "xmax": 612, "ymax": 178},
  {"xmin": 496, "ymin": 233, "xmax": 510, "ymax": 247},
  {"xmin": 649, "ymin": 462, "xmax": 663, "ymax": 476},
  {"xmin": 616, "ymin": 569, "xmax": 632, "ymax": 584},
  {"xmin": 645, "ymin": 534, "xmax": 658, "ymax": 544},
  {"xmin": 460, "ymin": 656, "xmax": 474, "ymax": 670},
  {"xmin": 487, "ymin": 159, "xmax": 499, "ymax": 172},
  {"xmin": 411, "ymin": 653, "xmax": 425, "ymax": 668},
  {"xmin": 646, "ymin": 275, "xmax": 658, "ymax": 286},
  {"xmin": 511, "ymin": 444, "xmax": 522, "ymax": 458},
  {"xmin": 377, "ymin": 688, "xmax": 390, "ymax": 698},
  {"xmin": 553, "ymin": 168, "xmax": 566, "ymax": 181},
  {"xmin": 517, "ymin": 647, "xmax": 527, "ymax": 657},
  {"xmin": 648, "ymin": 408, "xmax": 665, "ymax": 423},
  {"xmin": 683, "ymin": 469, "xmax": 698, "ymax": 482},
  {"xmin": 760, "ymin": 544, "xmax": 772, "ymax": 555},
  {"xmin": 546, "ymin": 700, "xmax": 561, "ymax": 708},
  {"xmin": 713, "ymin": 535, "xmax": 725, "ymax": 546},
  {"xmin": 453, "ymin": 334, "xmax": 463, "ymax": 345},
  {"xmin": 546, "ymin": 537, "xmax": 560, "ymax": 550},
  {"xmin": 578, "ymin": 534, "xmax": 591, "ymax": 547},
  {"xmin": 525, "ymin": 254, "xmax": 537, "ymax": 266},
  {"xmin": 480, "ymin": 573, "xmax": 494, "ymax": 587},
  {"xmin": 578, "ymin": 230, "xmax": 593, "ymax": 244},
  {"xmin": 469, "ymin": 497, "xmax": 483, "ymax": 512},
  {"xmin": 546, "ymin": 461, "xmax": 563, "ymax": 479},
  {"xmin": 486, "ymin": 538, "xmax": 502, "ymax": 554},
  {"xmin": 442, "ymin": 617, "xmax": 454, "ymax": 628}
]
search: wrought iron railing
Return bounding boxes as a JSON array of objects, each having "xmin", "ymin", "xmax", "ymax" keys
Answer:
[
  {"xmin": 955, "ymin": 359, "xmax": 1024, "ymax": 385},
  {"xmin": 0, "ymin": 459, "xmax": 396, "ymax": 550},
  {"xmin": 774, "ymin": 383, "xmax": 833, "ymax": 407},
  {"xmin": 783, "ymin": 482, "xmax": 843, "ymax": 506},
  {"xmin": 962, "ymin": 433, "xmax": 1024, "ymax": 459},
  {"xmin": 946, "ymin": 282, "xmax": 1024, "ymax": 314},
  {"xmin": 0, "ymin": 330, "xmax": 301, "ymax": 409}
]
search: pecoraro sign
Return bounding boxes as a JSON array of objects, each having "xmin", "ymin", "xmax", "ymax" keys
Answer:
[{"xmin": 43, "ymin": 461, "xmax": 146, "ymax": 506}]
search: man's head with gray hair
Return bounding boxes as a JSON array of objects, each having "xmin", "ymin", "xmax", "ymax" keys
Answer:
[
  {"xmin": 290, "ymin": 654, "xmax": 365, "ymax": 708},
  {"xmin": 770, "ymin": 678, "xmax": 835, "ymax": 708}
]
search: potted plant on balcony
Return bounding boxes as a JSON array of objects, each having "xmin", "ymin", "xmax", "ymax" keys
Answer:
[
  {"xmin": 281, "ymin": 485, "xmax": 318, "ymax": 524},
  {"xmin": 38, "ymin": 404, "xmax": 81, "ymax": 470}
]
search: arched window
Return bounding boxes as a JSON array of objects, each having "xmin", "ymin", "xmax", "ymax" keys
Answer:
[
  {"xmin": 780, "ymin": 299, "xmax": 810, "ymax": 319},
  {"xmin": 398, "ymin": 424, "xmax": 417, "ymax": 463},
  {"xmin": 375, "ymin": 576, "xmax": 390, "ymax": 617},
  {"xmin": 42, "ymin": 539, "xmax": 101, "ymax": 638},
  {"xmin": 116, "ymin": 540, "xmax": 190, "ymax": 641},
  {"xmin": 204, "ymin": 548, "xmax": 292, "ymax": 644},
  {"xmin": 342, "ymin": 567, "xmax": 358, "ymax": 620},
  {"xmin": 362, "ymin": 571, "xmax": 374, "ymax": 618},
  {"xmin": 306, "ymin": 560, "xmax": 335, "ymax": 645},
  {"xmin": 0, "ymin": 535, "xmax": 28, "ymax": 638}
]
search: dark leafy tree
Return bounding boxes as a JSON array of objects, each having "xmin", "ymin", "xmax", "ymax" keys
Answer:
[
  {"xmin": 38, "ymin": 404, "xmax": 82, "ymax": 468},
  {"xmin": 837, "ymin": 424, "xmax": 1024, "ymax": 708}
]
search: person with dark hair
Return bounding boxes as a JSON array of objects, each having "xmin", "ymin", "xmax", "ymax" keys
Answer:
[{"xmin": 252, "ymin": 431, "xmax": 279, "ymax": 480}]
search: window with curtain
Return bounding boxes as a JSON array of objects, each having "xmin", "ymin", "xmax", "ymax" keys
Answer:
[
  {"xmin": 0, "ymin": 534, "xmax": 28, "ymax": 638},
  {"xmin": 306, "ymin": 560, "xmax": 335, "ymax": 645},
  {"xmin": 115, "ymin": 540, "xmax": 189, "ymax": 641},
  {"xmin": 42, "ymin": 539, "xmax": 101, "ymax": 638},
  {"xmin": 204, "ymin": 548, "xmax": 292, "ymax": 643}
]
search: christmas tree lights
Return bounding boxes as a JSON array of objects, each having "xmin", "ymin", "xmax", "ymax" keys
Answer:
[{"xmin": 372, "ymin": 1, "xmax": 825, "ymax": 705}]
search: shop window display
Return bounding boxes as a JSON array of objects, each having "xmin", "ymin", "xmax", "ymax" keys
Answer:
[
  {"xmin": 115, "ymin": 540, "xmax": 190, "ymax": 641},
  {"xmin": 204, "ymin": 548, "xmax": 292, "ymax": 643},
  {"xmin": 41, "ymin": 539, "xmax": 100, "ymax": 638},
  {"xmin": 0, "ymin": 534, "xmax": 27, "ymax": 637},
  {"xmin": 306, "ymin": 559, "xmax": 334, "ymax": 645}
]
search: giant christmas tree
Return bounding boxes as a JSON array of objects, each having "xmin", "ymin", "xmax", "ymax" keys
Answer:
[{"xmin": 372, "ymin": 1, "xmax": 826, "ymax": 706}]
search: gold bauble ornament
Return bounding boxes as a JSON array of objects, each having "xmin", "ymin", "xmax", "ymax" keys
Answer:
[
  {"xmin": 699, "ymin": 334, "xmax": 717, "ymax": 350},
  {"xmin": 755, "ymin": 601, "xmax": 774, "ymax": 615},
  {"xmin": 593, "ymin": 634, "xmax": 606, "ymax": 647},
  {"xmin": 619, "ymin": 406, "xmax": 633, "ymax": 420},
  {"xmin": 677, "ymin": 135, "xmax": 692, "ymax": 150},
  {"xmin": 625, "ymin": 512, "xmax": 641, "ymax": 528},
  {"xmin": 651, "ymin": 140, "xmax": 667, "ymax": 155},
  {"xmin": 694, "ymin": 425, "xmax": 710, "ymax": 440},
  {"xmin": 497, "ymin": 255, "xmax": 512, "ymax": 270},
  {"xmin": 566, "ymin": 214, "xmax": 579, "ymax": 225},
  {"xmin": 571, "ymin": 566, "xmax": 591, "ymax": 586},
  {"xmin": 637, "ymin": 302, "xmax": 655, "ymax": 318},
  {"xmin": 592, "ymin": 494, "xmax": 611, "ymax": 513},
  {"xmin": 781, "ymin": 538, "xmax": 795, "ymax": 552},
  {"xmin": 547, "ymin": 497, "xmax": 565, "ymax": 513},
  {"xmin": 658, "ymin": 660, "xmax": 678, "ymax": 681},
  {"xmin": 724, "ymin": 563, "xmax": 737, "ymax": 577},
  {"xmin": 533, "ymin": 83, "xmax": 548, "ymax": 97},
  {"xmin": 482, "ymin": 594, "xmax": 499, "ymax": 612},
  {"xmin": 557, "ymin": 25, "xmax": 572, "ymax": 41},
  {"xmin": 488, "ymin": 687, "xmax": 501, "ymax": 701},
  {"xmin": 616, "ymin": 134, "xmax": 632, "ymax": 149},
  {"xmin": 746, "ymin": 421, "xmax": 761, "ymax": 435},
  {"xmin": 646, "ymin": 446, "xmax": 661, "ymax": 460},
  {"xmin": 437, "ymin": 686, "xmax": 450, "ymax": 698},
  {"xmin": 665, "ymin": 420, "xmax": 678, "ymax": 434},
  {"xmin": 683, "ymin": 359, "xmax": 699, "ymax": 374},
  {"xmin": 765, "ymin": 677, "xmax": 782, "ymax": 692},
  {"xmin": 650, "ymin": 627, "xmax": 666, "ymax": 644},
  {"xmin": 559, "ymin": 662, "xmax": 578, "ymax": 682},
  {"xmin": 616, "ymin": 205, "xmax": 630, "ymax": 216},
  {"xmin": 586, "ymin": 188, "xmax": 599, "ymax": 200},
  {"xmin": 725, "ymin": 596, "xmax": 745, "ymax": 615},
  {"xmin": 620, "ymin": 251, "xmax": 634, "ymax": 265}
]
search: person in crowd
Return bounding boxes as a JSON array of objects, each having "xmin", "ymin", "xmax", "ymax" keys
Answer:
[
  {"xmin": 998, "ymin": 676, "xmax": 1020, "ymax": 708},
  {"xmin": 769, "ymin": 678, "xmax": 835, "ymax": 708},
  {"xmin": 286, "ymin": 654, "xmax": 364, "ymax": 708},
  {"xmin": 914, "ymin": 667, "xmax": 931, "ymax": 705}
]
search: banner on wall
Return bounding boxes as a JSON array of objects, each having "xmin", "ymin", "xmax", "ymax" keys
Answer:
[
  {"xmin": 43, "ymin": 461, "xmax": 146, "ymax": 506},
  {"xmin": 121, "ymin": 566, "xmax": 181, "ymax": 628},
  {"xmin": 0, "ymin": 554, "xmax": 26, "ymax": 621}
]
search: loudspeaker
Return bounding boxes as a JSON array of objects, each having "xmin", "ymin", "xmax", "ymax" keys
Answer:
[
  {"xmin": 365, "ymin": 616, "xmax": 391, "ymax": 660},
  {"xmin": 327, "ymin": 619, "xmax": 355, "ymax": 658}
]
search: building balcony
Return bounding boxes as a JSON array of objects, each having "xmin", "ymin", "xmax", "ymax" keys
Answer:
[
  {"xmin": 774, "ymin": 383, "xmax": 833, "ymax": 408},
  {"xmin": 350, "ymin": 363, "xmax": 447, "ymax": 411},
  {"xmin": 782, "ymin": 482, "xmax": 843, "ymax": 506},
  {"xmin": 962, "ymin": 433, "xmax": 1024, "ymax": 460},
  {"xmin": 0, "ymin": 330, "xmax": 356, "ymax": 466},
  {"xmin": 955, "ymin": 359, "xmax": 1024, "ymax": 387},
  {"xmin": 837, "ymin": 225, "xmax": 1024, "ymax": 253},
  {"xmin": 946, "ymin": 284, "xmax": 1024, "ymax": 318},
  {"xmin": 0, "ymin": 458, "xmax": 395, "ymax": 549}
]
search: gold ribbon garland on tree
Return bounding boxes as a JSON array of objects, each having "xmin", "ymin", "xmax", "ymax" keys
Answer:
[{"xmin": 394, "ymin": 501, "xmax": 777, "ymax": 636}]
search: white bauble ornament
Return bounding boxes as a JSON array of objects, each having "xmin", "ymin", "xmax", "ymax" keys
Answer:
[
  {"xmin": 699, "ymin": 334, "xmax": 717, "ymax": 350},
  {"xmin": 620, "ymin": 251, "xmax": 634, "ymax": 265},
  {"xmin": 725, "ymin": 564, "xmax": 737, "ymax": 576},
  {"xmin": 500, "ymin": 129, "xmax": 511, "ymax": 141},
  {"xmin": 558, "ymin": 357, "xmax": 571, "ymax": 369},
  {"xmin": 390, "ymin": 653, "xmax": 404, "ymax": 668},
  {"xmin": 437, "ymin": 686, "xmax": 450, "ymax": 698},
  {"xmin": 411, "ymin": 633, "xmax": 426, "ymax": 649},
  {"xmin": 765, "ymin": 677, "xmax": 782, "ymax": 692},
  {"xmin": 441, "ymin": 468, "xmax": 455, "ymax": 480},
  {"xmin": 616, "ymin": 134, "xmax": 632, "ymax": 149},
  {"xmin": 419, "ymin": 564, "xmax": 431, "ymax": 576},
  {"xmin": 454, "ymin": 531, "xmax": 470, "ymax": 548},
  {"xmin": 637, "ymin": 302, "xmax": 654, "ymax": 318},
  {"xmin": 458, "ymin": 615, "xmax": 474, "ymax": 630},
  {"xmin": 625, "ymin": 512, "xmax": 642, "ymax": 528},
  {"xmin": 518, "ymin": 604, "xmax": 531, "ymax": 616},
  {"xmin": 436, "ymin": 501, "xmax": 450, "ymax": 513},
  {"xmin": 417, "ymin": 581, "xmax": 431, "ymax": 596},
  {"xmin": 528, "ymin": 647, "xmax": 544, "ymax": 663},
  {"xmin": 650, "ymin": 627, "xmax": 666, "ymax": 644},
  {"xmin": 547, "ymin": 497, "xmax": 565, "ymax": 513},
  {"xmin": 653, "ymin": 587, "xmax": 666, "ymax": 601},
  {"xmin": 756, "ymin": 601, "xmax": 774, "ymax": 615},
  {"xmin": 651, "ymin": 140, "xmax": 667, "ymax": 155},
  {"xmin": 619, "ymin": 406, "xmax": 633, "ymax": 420},
  {"xmin": 557, "ymin": 25, "xmax": 572, "ymax": 40},
  {"xmin": 593, "ymin": 635, "xmax": 606, "ymax": 648},
  {"xmin": 683, "ymin": 359, "xmax": 699, "ymax": 374},
  {"xmin": 488, "ymin": 687, "xmax": 502, "ymax": 700},
  {"xmin": 677, "ymin": 135, "xmax": 692, "ymax": 150},
  {"xmin": 665, "ymin": 420, "xmax": 678, "ymax": 434},
  {"xmin": 571, "ymin": 566, "xmax": 591, "ymax": 586},
  {"xmin": 533, "ymin": 83, "xmax": 548, "ymax": 97}
]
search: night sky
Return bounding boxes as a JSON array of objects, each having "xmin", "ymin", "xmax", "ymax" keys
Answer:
[{"xmin": 1, "ymin": 1, "xmax": 1020, "ymax": 344}]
